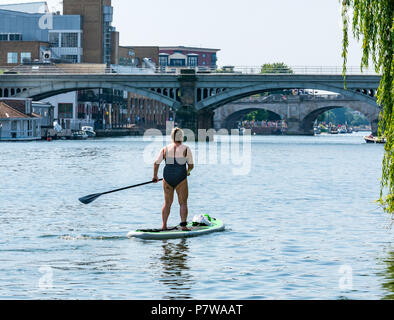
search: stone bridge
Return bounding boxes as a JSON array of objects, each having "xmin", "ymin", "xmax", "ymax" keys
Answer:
[
  {"xmin": 213, "ymin": 94, "xmax": 381, "ymax": 135},
  {"xmin": 0, "ymin": 69, "xmax": 381, "ymax": 134}
]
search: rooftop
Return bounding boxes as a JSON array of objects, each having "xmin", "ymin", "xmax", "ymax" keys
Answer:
[
  {"xmin": 160, "ymin": 46, "xmax": 220, "ymax": 53},
  {"xmin": 0, "ymin": 101, "xmax": 31, "ymax": 119},
  {"xmin": 0, "ymin": 1, "xmax": 48, "ymax": 14}
]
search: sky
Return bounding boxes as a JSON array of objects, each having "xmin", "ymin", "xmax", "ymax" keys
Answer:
[{"xmin": 0, "ymin": 0, "xmax": 365, "ymax": 67}]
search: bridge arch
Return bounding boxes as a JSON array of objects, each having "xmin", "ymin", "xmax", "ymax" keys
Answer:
[
  {"xmin": 213, "ymin": 94, "xmax": 381, "ymax": 135},
  {"xmin": 214, "ymin": 103, "xmax": 286, "ymax": 130},
  {"xmin": 13, "ymin": 81, "xmax": 180, "ymax": 108},
  {"xmin": 224, "ymin": 107, "xmax": 282, "ymax": 129},
  {"xmin": 196, "ymin": 82, "xmax": 379, "ymax": 111},
  {"xmin": 301, "ymin": 102, "xmax": 380, "ymax": 135}
]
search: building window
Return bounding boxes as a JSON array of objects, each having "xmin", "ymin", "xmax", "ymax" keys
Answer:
[
  {"xmin": 202, "ymin": 54, "xmax": 206, "ymax": 58},
  {"xmin": 0, "ymin": 33, "xmax": 21, "ymax": 41},
  {"xmin": 9, "ymin": 34, "xmax": 21, "ymax": 41},
  {"xmin": 169, "ymin": 59, "xmax": 186, "ymax": 67},
  {"xmin": 61, "ymin": 33, "xmax": 78, "ymax": 48},
  {"xmin": 119, "ymin": 57, "xmax": 134, "ymax": 66},
  {"xmin": 159, "ymin": 56, "xmax": 168, "ymax": 67},
  {"xmin": 7, "ymin": 52, "xmax": 18, "ymax": 64},
  {"xmin": 187, "ymin": 56, "xmax": 198, "ymax": 67},
  {"xmin": 21, "ymin": 52, "xmax": 31, "ymax": 63},
  {"xmin": 58, "ymin": 103, "xmax": 73, "ymax": 119},
  {"xmin": 103, "ymin": 5, "xmax": 113, "ymax": 22},
  {"xmin": 211, "ymin": 53, "xmax": 217, "ymax": 66},
  {"xmin": 49, "ymin": 33, "xmax": 59, "ymax": 47},
  {"xmin": 60, "ymin": 55, "xmax": 78, "ymax": 63}
]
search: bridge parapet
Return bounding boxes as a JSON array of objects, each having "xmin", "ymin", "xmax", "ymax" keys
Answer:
[
  {"xmin": 0, "ymin": 65, "xmax": 379, "ymax": 75},
  {"xmin": 232, "ymin": 93, "xmax": 368, "ymax": 104}
]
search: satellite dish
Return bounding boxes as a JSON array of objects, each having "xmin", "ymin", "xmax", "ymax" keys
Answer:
[{"xmin": 43, "ymin": 50, "xmax": 51, "ymax": 60}]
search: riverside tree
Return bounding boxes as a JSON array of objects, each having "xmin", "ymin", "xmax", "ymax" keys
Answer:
[
  {"xmin": 260, "ymin": 63, "xmax": 293, "ymax": 74},
  {"xmin": 341, "ymin": 0, "xmax": 393, "ymax": 213}
]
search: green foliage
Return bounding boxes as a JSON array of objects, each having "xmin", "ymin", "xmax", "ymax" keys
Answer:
[
  {"xmin": 342, "ymin": 0, "xmax": 393, "ymax": 212},
  {"xmin": 317, "ymin": 111, "xmax": 337, "ymax": 124},
  {"xmin": 317, "ymin": 108, "xmax": 369, "ymax": 126},
  {"xmin": 261, "ymin": 63, "xmax": 293, "ymax": 74}
]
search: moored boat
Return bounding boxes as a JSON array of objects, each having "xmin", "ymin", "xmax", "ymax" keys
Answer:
[
  {"xmin": 81, "ymin": 126, "xmax": 96, "ymax": 137},
  {"xmin": 330, "ymin": 127, "xmax": 338, "ymax": 134},
  {"xmin": 364, "ymin": 134, "xmax": 385, "ymax": 144},
  {"xmin": 71, "ymin": 130, "xmax": 88, "ymax": 140},
  {"xmin": 318, "ymin": 124, "xmax": 328, "ymax": 133},
  {"xmin": 338, "ymin": 126, "xmax": 347, "ymax": 134}
]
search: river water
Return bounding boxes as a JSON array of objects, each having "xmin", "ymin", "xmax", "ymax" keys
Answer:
[{"xmin": 0, "ymin": 132, "xmax": 393, "ymax": 300}]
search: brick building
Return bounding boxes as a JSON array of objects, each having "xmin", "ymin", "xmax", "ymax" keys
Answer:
[
  {"xmin": 0, "ymin": 41, "xmax": 48, "ymax": 65},
  {"xmin": 159, "ymin": 46, "xmax": 219, "ymax": 70},
  {"xmin": 0, "ymin": 2, "xmax": 83, "ymax": 64},
  {"xmin": 63, "ymin": 0, "xmax": 118, "ymax": 65},
  {"xmin": 118, "ymin": 46, "xmax": 159, "ymax": 68},
  {"xmin": 127, "ymin": 93, "xmax": 171, "ymax": 129}
]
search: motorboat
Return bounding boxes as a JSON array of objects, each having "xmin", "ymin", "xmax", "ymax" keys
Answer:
[
  {"xmin": 364, "ymin": 134, "xmax": 385, "ymax": 144},
  {"xmin": 318, "ymin": 124, "xmax": 328, "ymax": 133},
  {"xmin": 81, "ymin": 126, "xmax": 96, "ymax": 137},
  {"xmin": 330, "ymin": 126, "xmax": 339, "ymax": 134},
  {"xmin": 71, "ymin": 130, "xmax": 88, "ymax": 140},
  {"xmin": 338, "ymin": 126, "xmax": 347, "ymax": 134}
]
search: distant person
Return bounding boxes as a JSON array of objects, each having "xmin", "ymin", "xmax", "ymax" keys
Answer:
[{"xmin": 153, "ymin": 128, "xmax": 194, "ymax": 230}]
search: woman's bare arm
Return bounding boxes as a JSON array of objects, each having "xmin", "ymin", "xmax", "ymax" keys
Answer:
[
  {"xmin": 186, "ymin": 146, "xmax": 194, "ymax": 175},
  {"xmin": 153, "ymin": 147, "xmax": 165, "ymax": 182},
  {"xmin": 187, "ymin": 163, "xmax": 194, "ymax": 176}
]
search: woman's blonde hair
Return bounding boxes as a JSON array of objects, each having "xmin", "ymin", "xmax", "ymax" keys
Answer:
[{"xmin": 171, "ymin": 127, "xmax": 184, "ymax": 142}]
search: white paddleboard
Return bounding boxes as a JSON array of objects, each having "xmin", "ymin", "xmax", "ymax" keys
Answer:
[{"xmin": 127, "ymin": 217, "xmax": 225, "ymax": 240}]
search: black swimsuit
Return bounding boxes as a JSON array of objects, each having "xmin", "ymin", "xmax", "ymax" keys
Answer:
[{"xmin": 163, "ymin": 146, "xmax": 188, "ymax": 188}]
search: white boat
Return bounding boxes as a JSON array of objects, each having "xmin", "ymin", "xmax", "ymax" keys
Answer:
[
  {"xmin": 338, "ymin": 127, "xmax": 347, "ymax": 134},
  {"xmin": 364, "ymin": 134, "xmax": 385, "ymax": 144},
  {"xmin": 71, "ymin": 130, "xmax": 88, "ymax": 140},
  {"xmin": 81, "ymin": 126, "xmax": 96, "ymax": 137}
]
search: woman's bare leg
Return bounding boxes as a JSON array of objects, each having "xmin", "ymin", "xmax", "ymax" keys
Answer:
[
  {"xmin": 175, "ymin": 178, "xmax": 189, "ymax": 230},
  {"xmin": 162, "ymin": 180, "xmax": 174, "ymax": 230}
]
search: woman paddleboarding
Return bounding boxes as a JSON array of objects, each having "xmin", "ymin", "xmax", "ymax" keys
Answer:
[{"xmin": 153, "ymin": 128, "xmax": 194, "ymax": 231}]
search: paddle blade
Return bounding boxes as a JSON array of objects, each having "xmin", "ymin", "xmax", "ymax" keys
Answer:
[{"xmin": 79, "ymin": 193, "xmax": 102, "ymax": 204}]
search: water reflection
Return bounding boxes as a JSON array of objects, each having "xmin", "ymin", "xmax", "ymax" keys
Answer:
[
  {"xmin": 157, "ymin": 239, "xmax": 194, "ymax": 299},
  {"xmin": 380, "ymin": 251, "xmax": 394, "ymax": 299}
]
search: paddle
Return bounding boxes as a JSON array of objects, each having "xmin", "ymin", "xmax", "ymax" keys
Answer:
[{"xmin": 79, "ymin": 179, "xmax": 163, "ymax": 204}]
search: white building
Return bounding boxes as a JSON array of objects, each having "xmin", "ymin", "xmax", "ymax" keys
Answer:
[{"xmin": 0, "ymin": 99, "xmax": 41, "ymax": 141}]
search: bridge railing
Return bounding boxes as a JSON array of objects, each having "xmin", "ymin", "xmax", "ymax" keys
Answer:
[
  {"xmin": 228, "ymin": 65, "xmax": 378, "ymax": 75},
  {"xmin": 235, "ymin": 93, "xmax": 355, "ymax": 104},
  {"xmin": 0, "ymin": 64, "xmax": 379, "ymax": 75}
]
